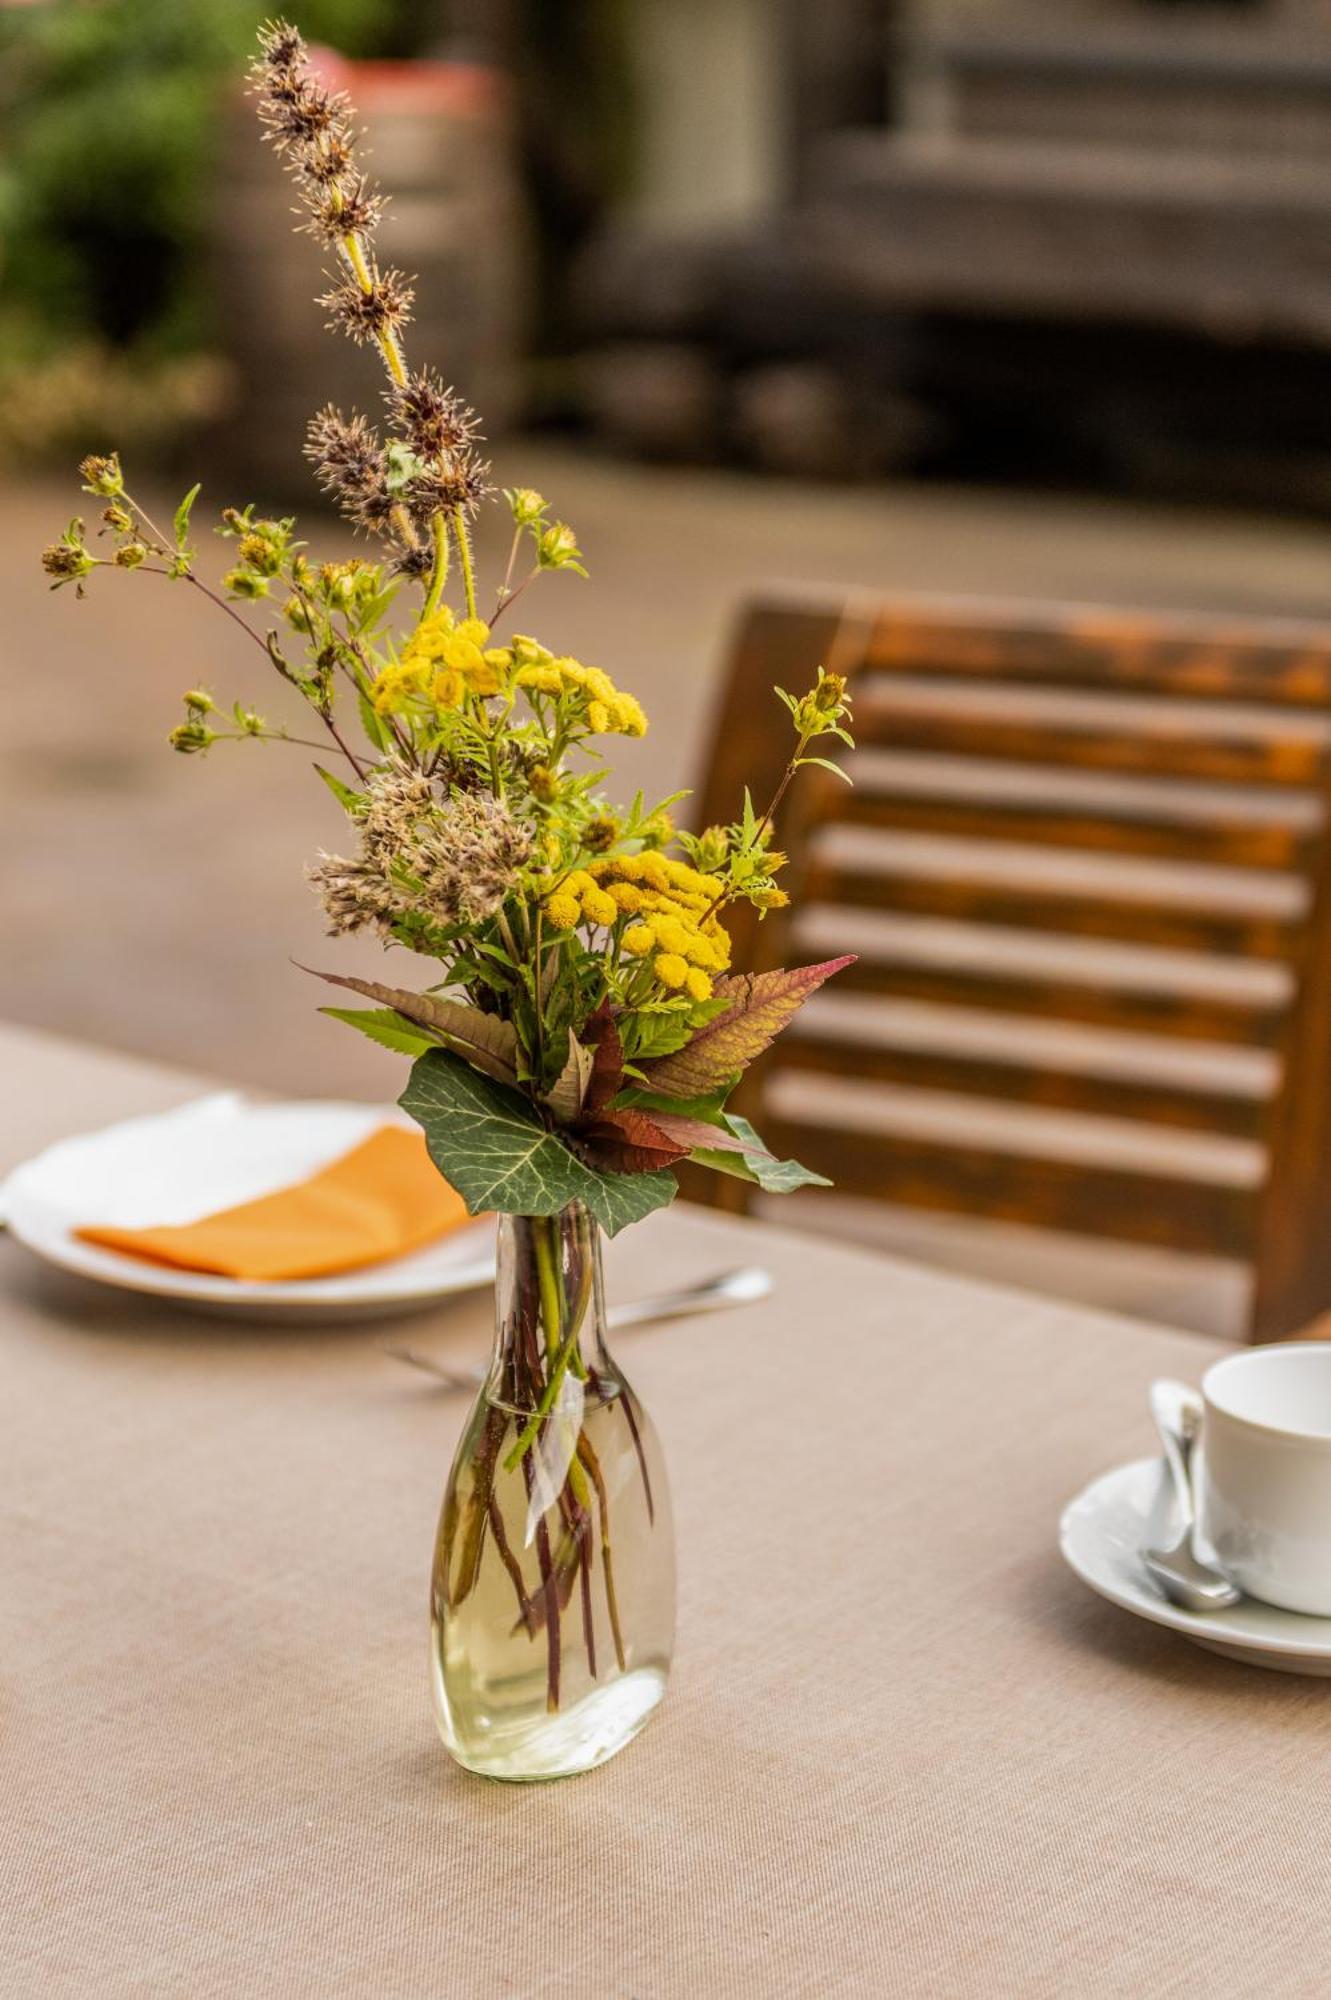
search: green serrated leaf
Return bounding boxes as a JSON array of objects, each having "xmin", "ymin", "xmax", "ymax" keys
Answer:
[
  {"xmin": 693, "ymin": 1114, "xmax": 831, "ymax": 1193},
  {"xmin": 173, "ymin": 482, "xmax": 201, "ymax": 549},
  {"xmin": 622, "ymin": 1012, "xmax": 695, "ymax": 1063},
  {"xmin": 639, "ymin": 957, "xmax": 856, "ymax": 1097},
  {"xmin": 314, "ymin": 763, "xmax": 364, "ymax": 812},
  {"xmin": 302, "ymin": 968, "xmax": 519, "ymax": 1083},
  {"xmin": 795, "ymin": 754, "xmax": 852, "ymax": 782},
  {"xmin": 400, "ymin": 1050, "xmax": 677, "ymax": 1235},
  {"xmin": 320, "ymin": 1007, "xmax": 436, "ymax": 1057},
  {"xmin": 357, "ymin": 687, "xmax": 390, "ymax": 753}
]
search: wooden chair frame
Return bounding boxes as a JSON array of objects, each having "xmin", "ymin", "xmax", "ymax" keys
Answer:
[{"xmin": 694, "ymin": 588, "xmax": 1331, "ymax": 1342}]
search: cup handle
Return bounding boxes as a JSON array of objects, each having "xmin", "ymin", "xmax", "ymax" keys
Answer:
[{"xmin": 1149, "ymin": 1377, "xmax": 1205, "ymax": 1528}]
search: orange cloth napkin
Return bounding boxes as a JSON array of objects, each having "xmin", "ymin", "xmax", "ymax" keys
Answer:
[{"xmin": 77, "ymin": 1126, "xmax": 471, "ymax": 1282}]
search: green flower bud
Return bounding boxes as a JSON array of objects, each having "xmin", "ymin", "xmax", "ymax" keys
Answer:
[
  {"xmin": 536, "ymin": 521, "xmax": 586, "ymax": 574},
  {"xmin": 79, "ymin": 453, "xmax": 123, "ymax": 498},
  {"xmin": 583, "ymin": 814, "xmax": 620, "ymax": 853},
  {"xmin": 114, "ymin": 542, "xmax": 148, "ymax": 569},
  {"xmin": 238, "ymin": 532, "xmax": 282, "ymax": 577},
  {"xmin": 506, "ymin": 486, "xmax": 547, "ymax": 527},
  {"xmin": 169, "ymin": 722, "xmax": 216, "ymax": 754}
]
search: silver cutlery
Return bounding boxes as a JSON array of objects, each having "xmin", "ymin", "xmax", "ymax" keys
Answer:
[
  {"xmin": 1143, "ymin": 1377, "xmax": 1241, "ymax": 1612},
  {"xmin": 381, "ymin": 1264, "xmax": 773, "ymax": 1391}
]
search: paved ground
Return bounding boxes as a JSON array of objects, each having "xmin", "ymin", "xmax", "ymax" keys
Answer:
[{"xmin": 9, "ymin": 446, "xmax": 1331, "ymax": 1331}]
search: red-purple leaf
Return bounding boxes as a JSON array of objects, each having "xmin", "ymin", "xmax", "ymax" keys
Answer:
[
  {"xmin": 576, "ymin": 1108, "xmax": 692, "ymax": 1176},
  {"xmin": 581, "ymin": 1008, "xmax": 626, "ymax": 1120},
  {"xmin": 638, "ymin": 955, "xmax": 856, "ymax": 1097},
  {"xmin": 644, "ymin": 1112, "xmax": 756, "ymax": 1155}
]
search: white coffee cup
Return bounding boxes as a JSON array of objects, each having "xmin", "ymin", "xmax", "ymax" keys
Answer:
[{"xmin": 1198, "ymin": 1343, "xmax": 1331, "ymax": 1616}]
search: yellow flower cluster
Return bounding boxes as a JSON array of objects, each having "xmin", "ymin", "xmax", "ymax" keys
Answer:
[
  {"xmin": 371, "ymin": 609, "xmax": 505, "ymax": 716},
  {"xmin": 538, "ymin": 852, "xmax": 730, "ymax": 1002},
  {"xmin": 541, "ymin": 868, "xmax": 619, "ymax": 934},
  {"xmin": 514, "ymin": 646, "xmax": 647, "ymax": 738},
  {"xmin": 596, "ymin": 853, "xmax": 730, "ymax": 1003}
]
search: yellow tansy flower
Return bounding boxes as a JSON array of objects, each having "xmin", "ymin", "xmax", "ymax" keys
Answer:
[{"xmin": 654, "ymin": 953, "xmax": 688, "ymax": 989}]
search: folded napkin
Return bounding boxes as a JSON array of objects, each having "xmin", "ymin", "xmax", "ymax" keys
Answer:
[{"xmin": 76, "ymin": 1126, "xmax": 471, "ymax": 1282}]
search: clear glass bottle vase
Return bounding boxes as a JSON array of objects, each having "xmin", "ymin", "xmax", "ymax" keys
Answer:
[{"xmin": 430, "ymin": 1202, "xmax": 675, "ymax": 1781}]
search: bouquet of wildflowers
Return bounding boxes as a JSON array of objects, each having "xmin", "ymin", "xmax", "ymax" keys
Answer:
[
  {"xmin": 42, "ymin": 20, "xmax": 855, "ymax": 1238},
  {"xmin": 42, "ymin": 21, "xmax": 861, "ymax": 1775}
]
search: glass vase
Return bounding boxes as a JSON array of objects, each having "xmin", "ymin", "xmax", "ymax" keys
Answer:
[{"xmin": 430, "ymin": 1202, "xmax": 675, "ymax": 1781}]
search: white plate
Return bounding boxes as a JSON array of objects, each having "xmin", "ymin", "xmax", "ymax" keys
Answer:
[
  {"xmin": 1060, "ymin": 1455, "xmax": 1331, "ymax": 1676},
  {"xmin": 3, "ymin": 1094, "xmax": 496, "ymax": 1322}
]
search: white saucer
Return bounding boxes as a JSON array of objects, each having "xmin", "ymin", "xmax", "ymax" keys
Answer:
[
  {"xmin": 1060, "ymin": 1456, "xmax": 1331, "ymax": 1676},
  {"xmin": 3, "ymin": 1094, "xmax": 496, "ymax": 1322}
]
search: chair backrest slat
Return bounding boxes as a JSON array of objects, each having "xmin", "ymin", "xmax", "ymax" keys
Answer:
[
  {"xmin": 867, "ymin": 602, "xmax": 1331, "ymax": 706},
  {"xmin": 829, "ymin": 952, "xmax": 1291, "ymax": 1045},
  {"xmin": 839, "ymin": 788, "xmax": 1320, "ymax": 871},
  {"xmin": 778, "ymin": 1030, "xmax": 1271, "ymax": 1139},
  {"xmin": 803, "ymin": 857, "xmax": 1305, "ymax": 961},
  {"xmin": 856, "ymin": 690, "xmax": 1331, "ymax": 786},
  {"xmin": 760, "ymin": 1114, "xmax": 1258, "ymax": 1258}
]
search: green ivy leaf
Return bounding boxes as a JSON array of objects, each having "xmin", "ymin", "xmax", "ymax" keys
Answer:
[
  {"xmin": 320, "ymin": 1007, "xmax": 436, "ymax": 1058},
  {"xmin": 400, "ymin": 1050, "xmax": 677, "ymax": 1235}
]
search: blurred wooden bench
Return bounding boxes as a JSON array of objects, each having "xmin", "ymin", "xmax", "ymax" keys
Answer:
[{"xmin": 694, "ymin": 590, "xmax": 1331, "ymax": 1343}]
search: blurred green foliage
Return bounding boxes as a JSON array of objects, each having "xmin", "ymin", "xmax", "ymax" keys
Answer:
[{"xmin": 0, "ymin": 0, "xmax": 399, "ymax": 364}]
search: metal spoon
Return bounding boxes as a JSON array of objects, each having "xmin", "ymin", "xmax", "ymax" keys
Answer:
[
  {"xmin": 1143, "ymin": 1378, "xmax": 1241, "ymax": 1612},
  {"xmin": 381, "ymin": 1264, "xmax": 774, "ymax": 1391}
]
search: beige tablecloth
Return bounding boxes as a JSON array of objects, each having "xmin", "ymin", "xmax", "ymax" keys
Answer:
[{"xmin": 3, "ymin": 1023, "xmax": 1330, "ymax": 1999}]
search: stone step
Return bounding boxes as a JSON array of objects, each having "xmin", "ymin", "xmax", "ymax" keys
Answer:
[{"xmin": 806, "ymin": 131, "xmax": 1331, "ymax": 344}]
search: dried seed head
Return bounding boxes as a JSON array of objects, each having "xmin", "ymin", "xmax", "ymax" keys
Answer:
[
  {"xmin": 295, "ymin": 131, "xmax": 354, "ymax": 187},
  {"xmin": 405, "ymin": 451, "xmax": 490, "ymax": 522},
  {"xmin": 391, "ymin": 542, "xmax": 435, "ymax": 581},
  {"xmin": 305, "ymin": 405, "xmax": 381, "ymax": 491},
  {"xmin": 301, "ymin": 173, "xmax": 384, "ymax": 248},
  {"xmin": 255, "ymin": 19, "xmax": 303, "ymax": 79},
  {"xmin": 262, "ymin": 84, "xmax": 349, "ymax": 157},
  {"xmin": 304, "ymin": 406, "xmax": 397, "ymax": 535},
  {"xmin": 41, "ymin": 541, "xmax": 92, "ymax": 582},
  {"xmin": 387, "ymin": 369, "xmax": 482, "ymax": 462},
  {"xmin": 309, "ymin": 765, "xmax": 533, "ymax": 937},
  {"xmin": 319, "ymin": 271, "xmax": 414, "ymax": 346}
]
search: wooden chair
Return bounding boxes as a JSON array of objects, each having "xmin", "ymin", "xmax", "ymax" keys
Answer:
[{"xmin": 694, "ymin": 590, "xmax": 1331, "ymax": 1343}]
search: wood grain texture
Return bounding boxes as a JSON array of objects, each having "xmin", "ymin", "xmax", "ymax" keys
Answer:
[
  {"xmin": 837, "ymin": 788, "xmax": 1320, "ymax": 871},
  {"xmin": 802, "ymin": 859, "xmax": 1304, "ymax": 961},
  {"xmin": 695, "ymin": 590, "xmax": 1331, "ymax": 1340},
  {"xmin": 778, "ymin": 1031, "xmax": 1271, "ymax": 1139}
]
